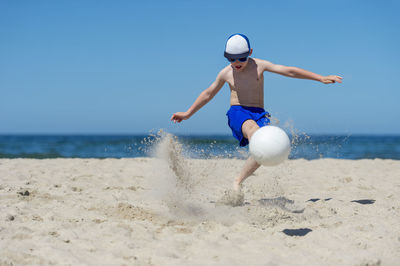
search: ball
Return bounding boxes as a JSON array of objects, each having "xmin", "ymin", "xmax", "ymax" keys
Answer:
[{"xmin": 249, "ymin": 126, "xmax": 291, "ymax": 166}]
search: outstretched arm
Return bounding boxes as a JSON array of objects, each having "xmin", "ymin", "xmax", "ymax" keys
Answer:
[
  {"xmin": 171, "ymin": 71, "xmax": 225, "ymax": 123},
  {"xmin": 261, "ymin": 60, "xmax": 342, "ymax": 84}
]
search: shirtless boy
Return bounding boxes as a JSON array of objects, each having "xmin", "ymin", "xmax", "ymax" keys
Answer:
[{"xmin": 171, "ymin": 33, "xmax": 342, "ymax": 191}]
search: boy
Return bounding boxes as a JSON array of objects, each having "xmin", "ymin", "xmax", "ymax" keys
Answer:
[{"xmin": 171, "ymin": 33, "xmax": 342, "ymax": 191}]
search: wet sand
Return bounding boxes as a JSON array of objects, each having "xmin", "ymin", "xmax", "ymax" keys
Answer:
[{"xmin": 1, "ymin": 156, "xmax": 399, "ymax": 265}]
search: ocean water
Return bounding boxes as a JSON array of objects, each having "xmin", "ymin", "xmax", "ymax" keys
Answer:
[{"xmin": 0, "ymin": 134, "xmax": 399, "ymax": 160}]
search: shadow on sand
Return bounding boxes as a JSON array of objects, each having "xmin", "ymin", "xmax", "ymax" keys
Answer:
[
  {"xmin": 306, "ymin": 198, "xmax": 375, "ymax": 205},
  {"xmin": 351, "ymin": 199, "xmax": 376, "ymax": 205},
  {"xmin": 306, "ymin": 198, "xmax": 332, "ymax": 202},
  {"xmin": 282, "ymin": 228, "xmax": 312, "ymax": 237}
]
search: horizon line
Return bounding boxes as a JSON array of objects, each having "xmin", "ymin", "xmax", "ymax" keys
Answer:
[{"xmin": 0, "ymin": 132, "xmax": 399, "ymax": 137}]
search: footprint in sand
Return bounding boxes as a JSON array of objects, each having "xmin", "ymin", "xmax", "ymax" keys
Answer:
[{"xmin": 258, "ymin": 197, "xmax": 305, "ymax": 213}]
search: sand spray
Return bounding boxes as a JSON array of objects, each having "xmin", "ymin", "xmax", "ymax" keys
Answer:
[
  {"xmin": 144, "ymin": 130, "xmax": 208, "ymax": 220},
  {"xmin": 142, "ymin": 130, "xmax": 308, "ymax": 226}
]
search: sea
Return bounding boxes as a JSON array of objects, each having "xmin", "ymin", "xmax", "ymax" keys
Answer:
[{"xmin": 0, "ymin": 134, "xmax": 399, "ymax": 160}]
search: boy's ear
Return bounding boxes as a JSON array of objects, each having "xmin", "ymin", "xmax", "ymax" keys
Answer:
[{"xmin": 249, "ymin": 48, "xmax": 253, "ymax": 56}]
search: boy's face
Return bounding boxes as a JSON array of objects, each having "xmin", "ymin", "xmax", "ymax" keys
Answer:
[
  {"xmin": 231, "ymin": 58, "xmax": 249, "ymax": 72},
  {"xmin": 229, "ymin": 48, "xmax": 253, "ymax": 72}
]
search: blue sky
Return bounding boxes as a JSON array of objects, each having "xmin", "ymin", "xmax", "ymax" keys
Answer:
[{"xmin": 1, "ymin": 0, "xmax": 399, "ymax": 135}]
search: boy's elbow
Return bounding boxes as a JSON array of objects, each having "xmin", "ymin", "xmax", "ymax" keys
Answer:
[
  {"xmin": 286, "ymin": 66, "xmax": 297, "ymax": 77},
  {"xmin": 202, "ymin": 90, "xmax": 213, "ymax": 101}
]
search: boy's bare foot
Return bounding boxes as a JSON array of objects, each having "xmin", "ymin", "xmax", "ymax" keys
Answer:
[{"xmin": 233, "ymin": 180, "xmax": 242, "ymax": 191}]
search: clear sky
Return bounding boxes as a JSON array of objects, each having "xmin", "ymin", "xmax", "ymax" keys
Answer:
[{"xmin": 1, "ymin": 0, "xmax": 399, "ymax": 135}]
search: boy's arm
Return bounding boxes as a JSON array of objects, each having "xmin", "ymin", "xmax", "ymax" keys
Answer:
[
  {"xmin": 171, "ymin": 71, "xmax": 226, "ymax": 123},
  {"xmin": 260, "ymin": 60, "xmax": 342, "ymax": 84}
]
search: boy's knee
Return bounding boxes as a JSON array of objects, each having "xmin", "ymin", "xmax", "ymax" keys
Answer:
[{"xmin": 242, "ymin": 119, "xmax": 260, "ymax": 140}]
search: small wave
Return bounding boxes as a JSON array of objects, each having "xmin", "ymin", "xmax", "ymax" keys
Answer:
[{"xmin": 0, "ymin": 152, "xmax": 66, "ymax": 159}]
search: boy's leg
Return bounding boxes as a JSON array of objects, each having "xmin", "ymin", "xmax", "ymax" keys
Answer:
[{"xmin": 233, "ymin": 119, "xmax": 261, "ymax": 191}]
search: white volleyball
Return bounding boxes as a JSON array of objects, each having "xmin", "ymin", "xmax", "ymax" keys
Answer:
[{"xmin": 249, "ymin": 126, "xmax": 291, "ymax": 166}]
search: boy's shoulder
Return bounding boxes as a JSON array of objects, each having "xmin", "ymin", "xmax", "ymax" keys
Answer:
[
  {"xmin": 252, "ymin": 57, "xmax": 271, "ymax": 65},
  {"xmin": 216, "ymin": 65, "xmax": 232, "ymax": 80},
  {"xmin": 220, "ymin": 64, "xmax": 232, "ymax": 72}
]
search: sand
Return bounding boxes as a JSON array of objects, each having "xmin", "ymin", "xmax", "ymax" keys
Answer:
[{"xmin": 1, "ymin": 138, "xmax": 399, "ymax": 265}]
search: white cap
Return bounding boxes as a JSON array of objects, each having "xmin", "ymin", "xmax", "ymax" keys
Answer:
[{"xmin": 224, "ymin": 33, "xmax": 251, "ymax": 59}]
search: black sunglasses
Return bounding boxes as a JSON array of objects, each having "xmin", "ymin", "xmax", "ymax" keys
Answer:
[{"xmin": 227, "ymin": 57, "xmax": 248, "ymax": 63}]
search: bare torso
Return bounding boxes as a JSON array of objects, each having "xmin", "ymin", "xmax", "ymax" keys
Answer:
[{"xmin": 221, "ymin": 58, "xmax": 265, "ymax": 108}]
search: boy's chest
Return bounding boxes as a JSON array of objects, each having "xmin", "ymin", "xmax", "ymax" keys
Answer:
[{"xmin": 226, "ymin": 70, "xmax": 264, "ymax": 90}]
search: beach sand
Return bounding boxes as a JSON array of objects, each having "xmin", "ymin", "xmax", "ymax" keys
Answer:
[{"xmin": 1, "ymin": 138, "xmax": 399, "ymax": 265}]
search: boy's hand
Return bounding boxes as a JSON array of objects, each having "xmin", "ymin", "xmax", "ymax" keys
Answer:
[
  {"xmin": 171, "ymin": 112, "xmax": 190, "ymax": 123},
  {"xmin": 321, "ymin": 75, "xmax": 343, "ymax": 84}
]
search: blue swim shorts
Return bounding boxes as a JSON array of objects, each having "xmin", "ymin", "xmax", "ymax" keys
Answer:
[{"xmin": 226, "ymin": 105, "xmax": 271, "ymax": 147}]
